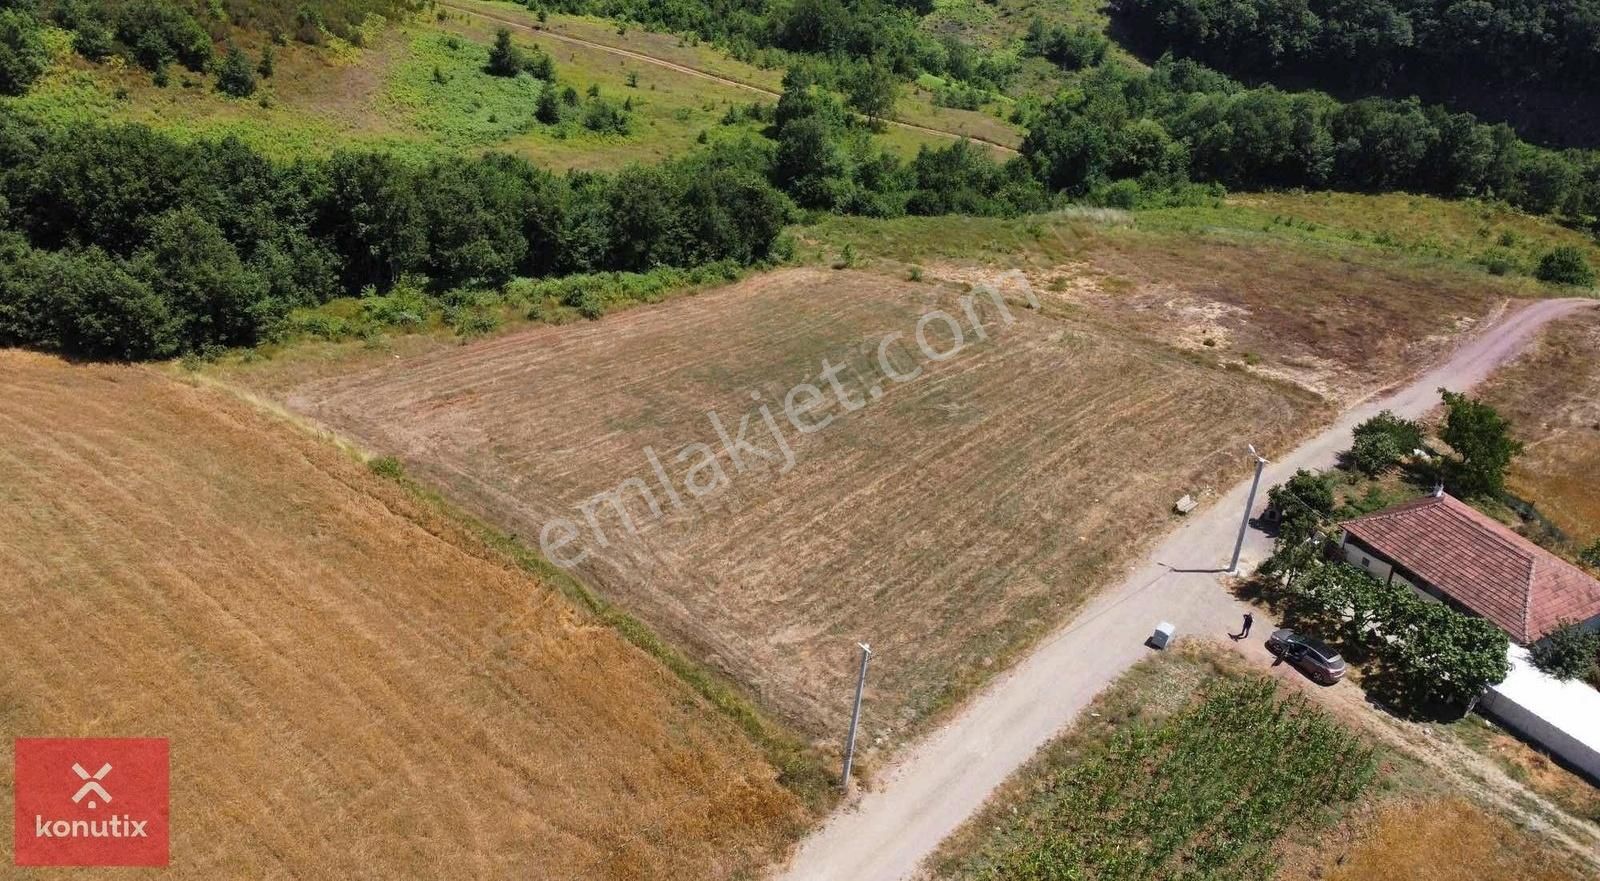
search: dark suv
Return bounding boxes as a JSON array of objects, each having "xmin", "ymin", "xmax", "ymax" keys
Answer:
[{"xmin": 1265, "ymin": 629, "xmax": 1347, "ymax": 685}]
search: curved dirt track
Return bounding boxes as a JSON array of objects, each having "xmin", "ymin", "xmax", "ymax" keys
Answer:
[
  {"xmin": 775, "ymin": 297, "xmax": 1600, "ymax": 881},
  {"xmin": 439, "ymin": 1, "xmax": 1021, "ymax": 156}
]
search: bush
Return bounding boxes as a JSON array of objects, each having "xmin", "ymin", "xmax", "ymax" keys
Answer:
[
  {"xmin": 0, "ymin": 8, "xmax": 49, "ymax": 96},
  {"xmin": 1349, "ymin": 410, "xmax": 1423, "ymax": 474},
  {"xmin": 1581, "ymin": 539, "xmax": 1600, "ymax": 569},
  {"xmin": 116, "ymin": 0, "xmax": 212, "ymax": 72},
  {"xmin": 582, "ymin": 97, "xmax": 630, "ymax": 134},
  {"xmin": 215, "ymin": 46, "xmax": 258, "ymax": 98},
  {"xmin": 1529, "ymin": 621, "xmax": 1600, "ymax": 681},
  {"xmin": 71, "ymin": 18, "xmax": 116, "ymax": 62},
  {"xmin": 1349, "ymin": 431, "xmax": 1404, "ymax": 476},
  {"xmin": 1534, "ymin": 246, "xmax": 1596, "ymax": 287},
  {"xmin": 367, "ymin": 455, "xmax": 405, "ymax": 479}
]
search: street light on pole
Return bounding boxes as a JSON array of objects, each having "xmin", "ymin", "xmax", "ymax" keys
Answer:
[
  {"xmin": 841, "ymin": 642, "xmax": 872, "ymax": 790},
  {"xmin": 1229, "ymin": 444, "xmax": 1269, "ymax": 574}
]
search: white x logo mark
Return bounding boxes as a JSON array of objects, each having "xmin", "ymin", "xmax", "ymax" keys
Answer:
[{"xmin": 71, "ymin": 762, "xmax": 112, "ymax": 808}]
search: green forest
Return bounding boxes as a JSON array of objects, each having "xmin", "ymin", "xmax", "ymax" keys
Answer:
[
  {"xmin": 1, "ymin": 0, "xmax": 1597, "ymax": 360},
  {"xmin": 1112, "ymin": 0, "xmax": 1600, "ymax": 147}
]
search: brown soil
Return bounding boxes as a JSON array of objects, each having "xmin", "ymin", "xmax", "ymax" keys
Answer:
[
  {"xmin": 278, "ymin": 267, "xmax": 1327, "ymax": 746},
  {"xmin": 0, "ymin": 352, "xmax": 802, "ymax": 879}
]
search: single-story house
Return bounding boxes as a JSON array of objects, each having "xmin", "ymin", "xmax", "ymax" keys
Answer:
[
  {"xmin": 1339, "ymin": 491, "xmax": 1600, "ymax": 644},
  {"xmin": 1340, "ymin": 491, "xmax": 1600, "ymax": 781}
]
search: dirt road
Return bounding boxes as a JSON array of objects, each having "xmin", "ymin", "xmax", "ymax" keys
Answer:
[
  {"xmin": 775, "ymin": 296, "xmax": 1599, "ymax": 881},
  {"xmin": 439, "ymin": 1, "xmax": 1021, "ymax": 156}
]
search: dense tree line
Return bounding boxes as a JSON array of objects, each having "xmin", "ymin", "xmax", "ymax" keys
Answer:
[
  {"xmin": 767, "ymin": 67, "xmax": 1048, "ymax": 217},
  {"xmin": 1112, "ymin": 0, "xmax": 1600, "ymax": 146},
  {"xmin": 0, "ymin": 109, "xmax": 793, "ymax": 358},
  {"xmin": 528, "ymin": 0, "xmax": 1015, "ymax": 93},
  {"xmin": 1019, "ymin": 59, "xmax": 1600, "ymax": 226}
]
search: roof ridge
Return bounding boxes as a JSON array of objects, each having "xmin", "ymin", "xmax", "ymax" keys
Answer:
[{"xmin": 1434, "ymin": 495, "xmax": 1539, "ymax": 570}]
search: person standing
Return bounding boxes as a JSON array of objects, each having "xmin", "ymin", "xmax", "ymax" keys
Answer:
[{"xmin": 1232, "ymin": 612, "xmax": 1254, "ymax": 641}]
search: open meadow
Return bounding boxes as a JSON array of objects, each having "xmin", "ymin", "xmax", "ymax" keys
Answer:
[
  {"xmin": 0, "ymin": 352, "xmax": 808, "ymax": 879},
  {"xmin": 4, "ymin": 1, "xmax": 1015, "ymax": 168}
]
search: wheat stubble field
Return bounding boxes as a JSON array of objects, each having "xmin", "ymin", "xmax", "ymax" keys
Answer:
[
  {"xmin": 0, "ymin": 352, "xmax": 803, "ymax": 880},
  {"xmin": 281, "ymin": 267, "xmax": 1334, "ymax": 746}
]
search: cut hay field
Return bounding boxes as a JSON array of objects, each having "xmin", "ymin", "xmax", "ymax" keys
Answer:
[
  {"xmin": 1478, "ymin": 307, "xmax": 1600, "ymax": 546},
  {"xmin": 0, "ymin": 352, "xmax": 806, "ymax": 879},
  {"xmin": 276, "ymin": 266, "xmax": 1329, "ymax": 746}
]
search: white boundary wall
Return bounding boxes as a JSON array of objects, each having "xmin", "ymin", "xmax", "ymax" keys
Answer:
[{"xmin": 1479, "ymin": 645, "xmax": 1600, "ymax": 782}]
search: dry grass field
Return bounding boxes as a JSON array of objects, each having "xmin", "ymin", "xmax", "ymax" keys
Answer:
[
  {"xmin": 1477, "ymin": 307, "xmax": 1600, "ymax": 546},
  {"xmin": 801, "ymin": 209, "xmax": 1526, "ymax": 402},
  {"xmin": 279, "ymin": 267, "xmax": 1329, "ymax": 746},
  {"xmin": 0, "ymin": 352, "xmax": 805, "ymax": 879}
]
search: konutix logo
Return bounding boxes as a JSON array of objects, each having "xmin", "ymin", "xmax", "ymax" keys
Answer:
[{"xmin": 13, "ymin": 738, "xmax": 169, "ymax": 867}]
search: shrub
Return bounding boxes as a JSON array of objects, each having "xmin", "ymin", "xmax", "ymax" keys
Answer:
[
  {"xmin": 367, "ymin": 456, "xmax": 405, "ymax": 479},
  {"xmin": 1349, "ymin": 410, "xmax": 1422, "ymax": 474},
  {"xmin": 1529, "ymin": 621, "xmax": 1600, "ymax": 681},
  {"xmin": 72, "ymin": 18, "xmax": 116, "ymax": 62},
  {"xmin": 0, "ymin": 8, "xmax": 49, "ymax": 96},
  {"xmin": 116, "ymin": 0, "xmax": 212, "ymax": 72},
  {"xmin": 535, "ymin": 86, "xmax": 560, "ymax": 124},
  {"xmin": 1535, "ymin": 246, "xmax": 1596, "ymax": 287},
  {"xmin": 1580, "ymin": 539, "xmax": 1600, "ymax": 569},
  {"xmin": 1350, "ymin": 431, "xmax": 1404, "ymax": 476},
  {"xmin": 582, "ymin": 97, "xmax": 630, "ymax": 134},
  {"xmin": 215, "ymin": 45, "xmax": 258, "ymax": 98}
]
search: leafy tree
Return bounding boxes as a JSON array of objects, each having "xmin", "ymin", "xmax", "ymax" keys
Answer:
[
  {"xmin": 257, "ymin": 44, "xmax": 274, "ymax": 79},
  {"xmin": 72, "ymin": 18, "xmax": 115, "ymax": 61},
  {"xmin": 1535, "ymin": 246, "xmax": 1596, "ymax": 287},
  {"xmin": 116, "ymin": 0, "xmax": 211, "ymax": 72},
  {"xmin": 0, "ymin": 8, "xmax": 48, "ymax": 96},
  {"xmin": 1264, "ymin": 468, "xmax": 1335, "ymax": 582},
  {"xmin": 845, "ymin": 62, "xmax": 897, "ymax": 126},
  {"xmin": 1024, "ymin": 19, "xmax": 1109, "ymax": 71},
  {"xmin": 486, "ymin": 27, "xmax": 523, "ymax": 77},
  {"xmin": 1350, "ymin": 432, "xmax": 1404, "ymax": 477},
  {"xmin": 215, "ymin": 45, "xmax": 258, "ymax": 98},
  {"xmin": 1438, "ymin": 389, "xmax": 1522, "ymax": 497},
  {"xmin": 1529, "ymin": 621, "xmax": 1600, "ymax": 681},
  {"xmin": 1021, "ymin": 102, "xmax": 1111, "ymax": 195},
  {"xmin": 1389, "ymin": 598, "xmax": 1510, "ymax": 709},
  {"xmin": 132, "ymin": 207, "xmax": 272, "ymax": 349},
  {"xmin": 1349, "ymin": 410, "xmax": 1423, "ymax": 474}
]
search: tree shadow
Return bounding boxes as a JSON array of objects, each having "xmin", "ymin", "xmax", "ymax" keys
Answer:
[{"xmin": 1232, "ymin": 574, "xmax": 1466, "ymax": 723}]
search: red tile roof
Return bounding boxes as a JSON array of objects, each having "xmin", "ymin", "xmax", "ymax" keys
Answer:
[{"xmin": 1342, "ymin": 493, "xmax": 1600, "ymax": 644}]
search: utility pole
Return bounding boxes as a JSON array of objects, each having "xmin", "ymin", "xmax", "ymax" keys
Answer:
[
  {"xmin": 841, "ymin": 642, "xmax": 872, "ymax": 790},
  {"xmin": 1229, "ymin": 445, "xmax": 1269, "ymax": 574}
]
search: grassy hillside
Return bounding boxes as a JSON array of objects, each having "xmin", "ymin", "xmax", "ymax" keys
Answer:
[{"xmin": 4, "ymin": 2, "xmax": 1016, "ymax": 167}]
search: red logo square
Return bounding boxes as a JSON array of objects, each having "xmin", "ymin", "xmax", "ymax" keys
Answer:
[{"xmin": 13, "ymin": 738, "xmax": 169, "ymax": 867}]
